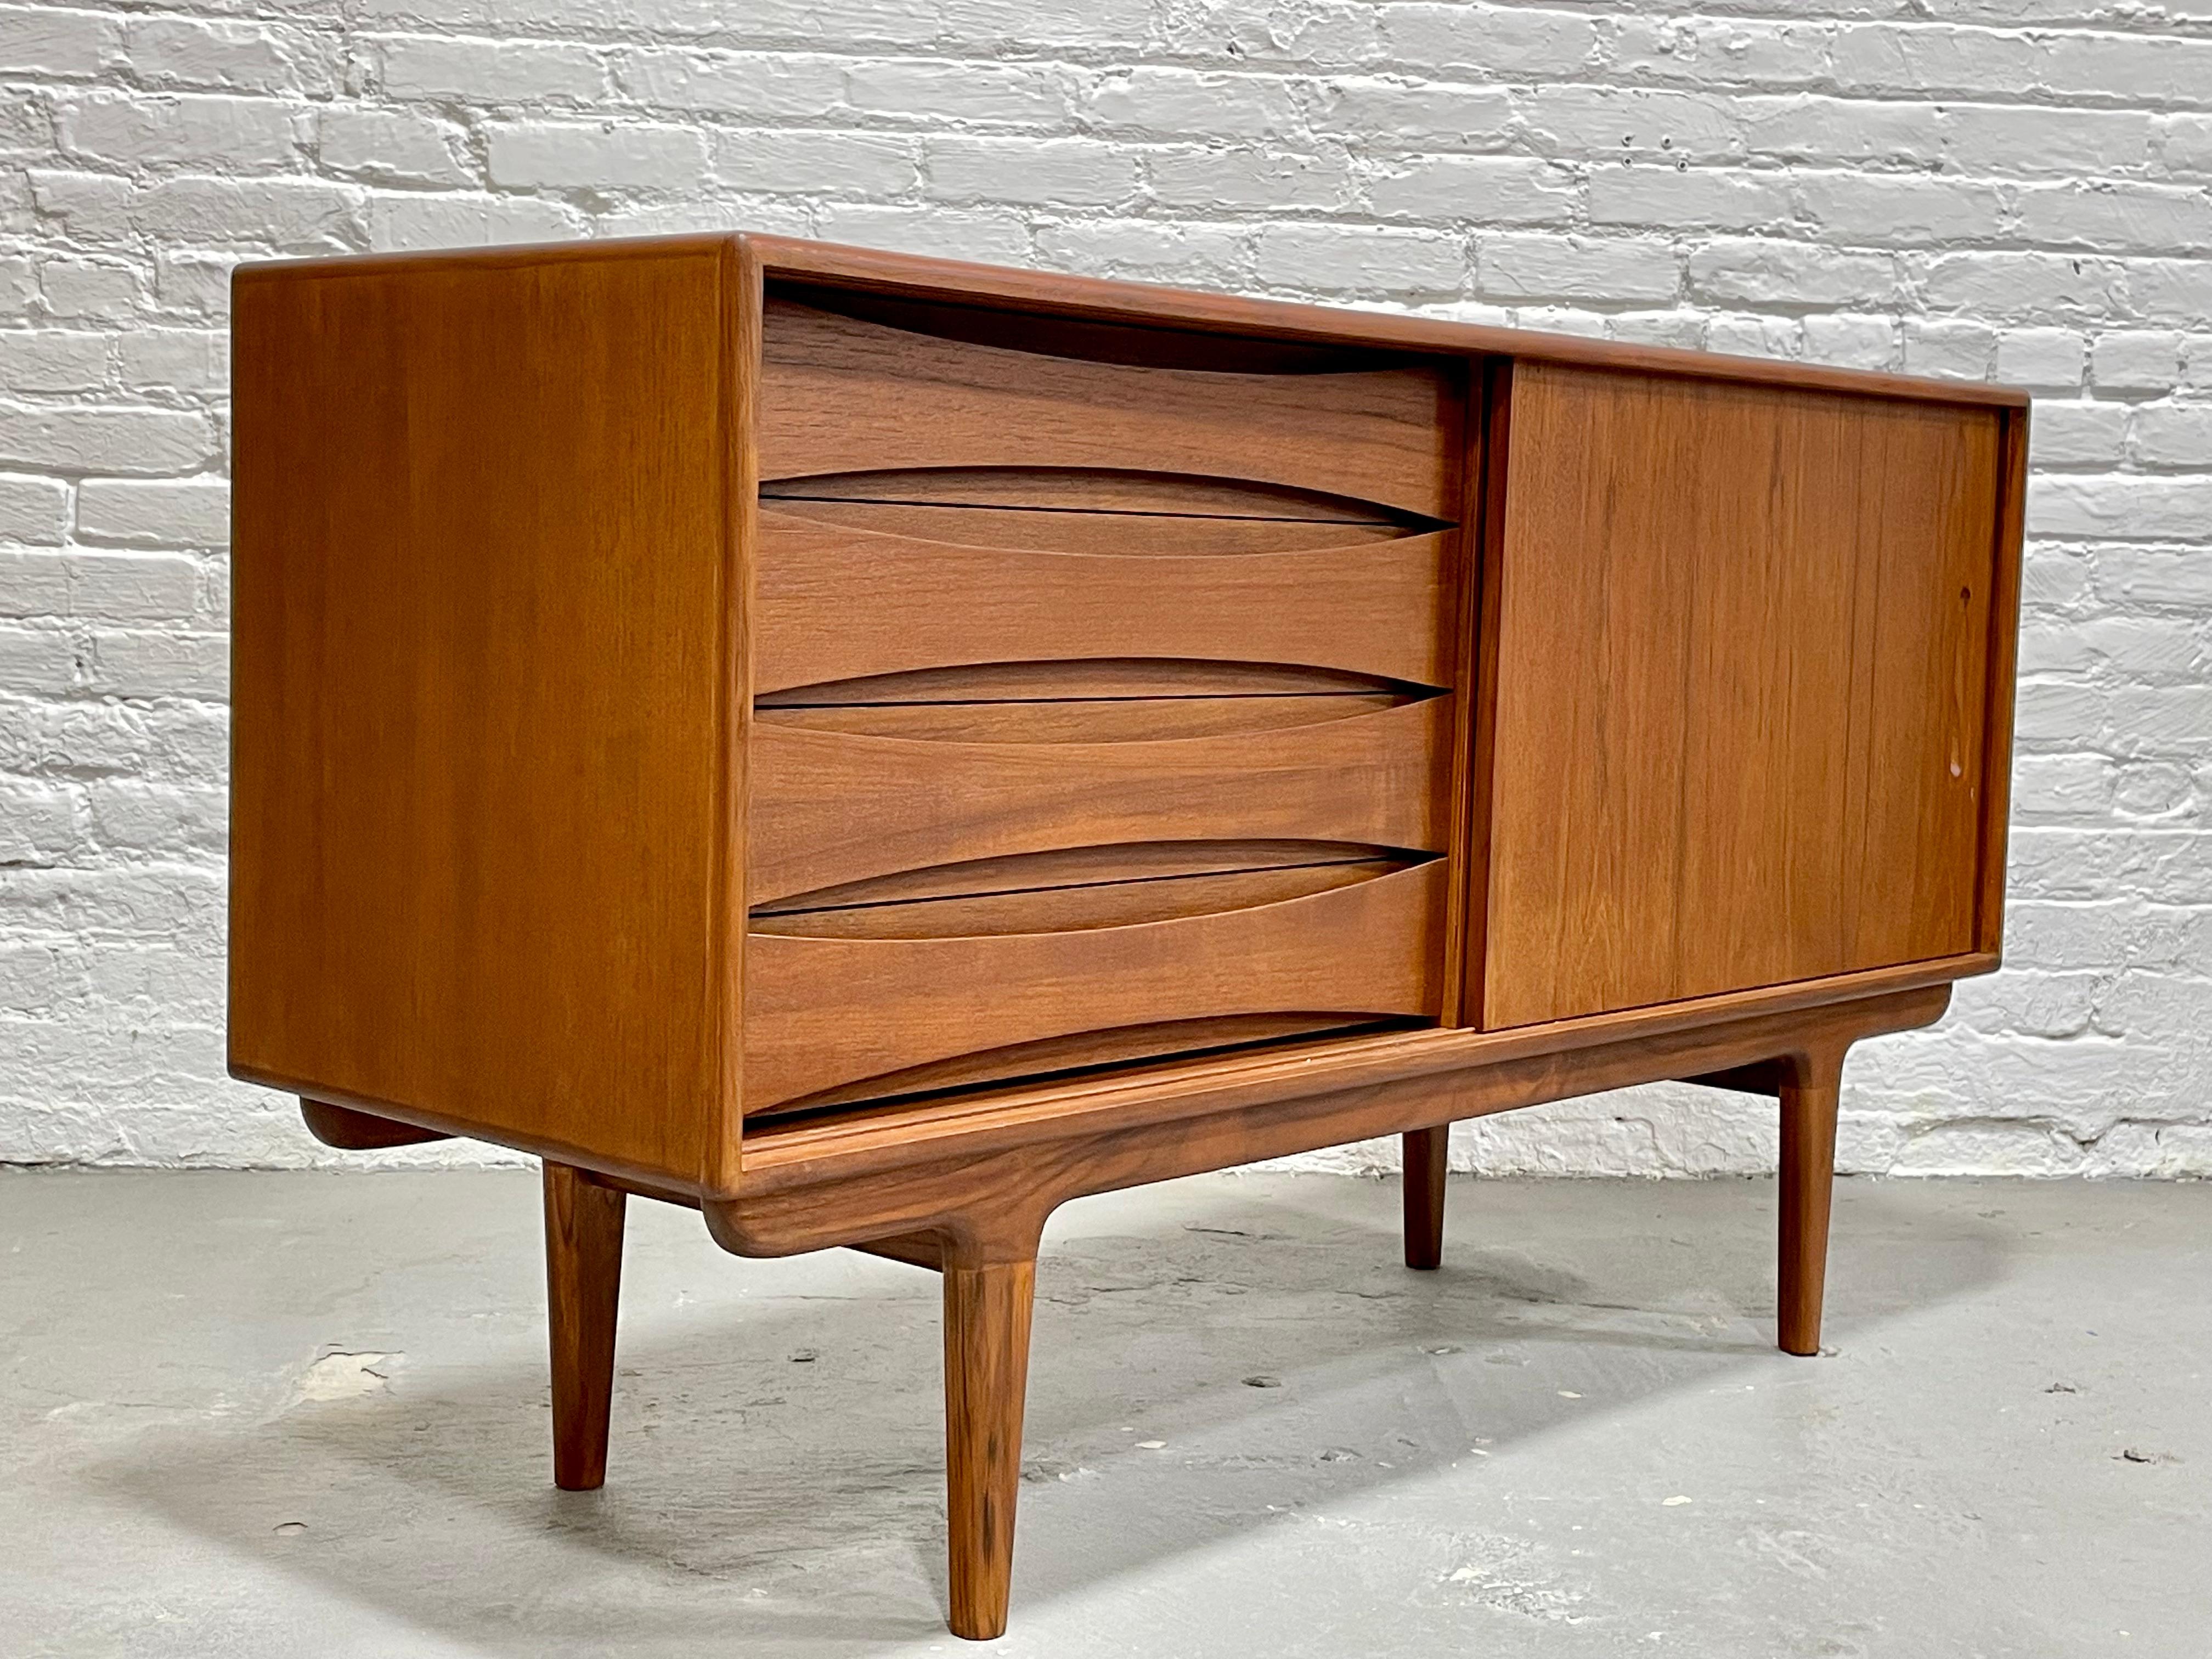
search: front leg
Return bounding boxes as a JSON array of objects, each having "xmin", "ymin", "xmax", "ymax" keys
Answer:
[
  {"xmin": 941, "ymin": 1231, "xmax": 1041, "ymax": 1641},
  {"xmin": 1402, "ymin": 1125, "xmax": 1450, "ymax": 1269},
  {"xmin": 544, "ymin": 1160, "xmax": 626, "ymax": 1489},
  {"xmin": 1778, "ymin": 1045, "xmax": 1847, "ymax": 1357}
]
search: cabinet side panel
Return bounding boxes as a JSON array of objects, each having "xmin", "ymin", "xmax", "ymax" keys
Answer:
[
  {"xmin": 1481, "ymin": 365, "xmax": 2000, "ymax": 1028},
  {"xmin": 229, "ymin": 242, "xmax": 737, "ymax": 1188}
]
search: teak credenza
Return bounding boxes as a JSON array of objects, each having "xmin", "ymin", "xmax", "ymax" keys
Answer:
[{"xmin": 229, "ymin": 233, "xmax": 2027, "ymax": 1640}]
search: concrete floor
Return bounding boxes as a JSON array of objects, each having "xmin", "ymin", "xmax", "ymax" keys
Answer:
[{"xmin": 0, "ymin": 1171, "xmax": 2205, "ymax": 1658}]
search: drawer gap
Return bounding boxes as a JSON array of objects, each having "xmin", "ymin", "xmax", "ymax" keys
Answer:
[
  {"xmin": 753, "ymin": 837, "xmax": 1424, "ymax": 906},
  {"xmin": 757, "ymin": 852, "xmax": 1425, "ymax": 919},
  {"xmin": 745, "ymin": 1014, "xmax": 1431, "ymax": 1125},
  {"xmin": 755, "ymin": 844, "xmax": 1439, "ymax": 939},
  {"xmin": 753, "ymin": 693, "xmax": 1424, "ymax": 743},
  {"xmin": 757, "ymin": 661, "xmax": 1443, "ymax": 707},
  {"xmin": 760, "ymin": 467, "xmax": 1453, "ymax": 539},
  {"xmin": 759, "ymin": 691, "xmax": 1406, "ymax": 709},
  {"xmin": 755, "ymin": 855, "xmax": 1397, "ymax": 915},
  {"xmin": 764, "ymin": 493, "xmax": 1405, "ymax": 527}
]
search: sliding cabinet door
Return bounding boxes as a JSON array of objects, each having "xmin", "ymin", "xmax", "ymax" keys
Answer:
[{"xmin": 1477, "ymin": 363, "xmax": 2009, "ymax": 1029}]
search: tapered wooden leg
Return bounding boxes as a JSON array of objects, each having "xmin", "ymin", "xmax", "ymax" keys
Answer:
[
  {"xmin": 1403, "ymin": 1124, "xmax": 1449, "ymax": 1269},
  {"xmin": 943, "ymin": 1250, "xmax": 1037, "ymax": 1641},
  {"xmin": 544, "ymin": 1160, "xmax": 625, "ymax": 1489},
  {"xmin": 1778, "ymin": 1048, "xmax": 1845, "ymax": 1357}
]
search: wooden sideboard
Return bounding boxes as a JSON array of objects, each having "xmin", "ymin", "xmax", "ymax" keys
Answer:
[{"xmin": 229, "ymin": 233, "xmax": 2027, "ymax": 1640}]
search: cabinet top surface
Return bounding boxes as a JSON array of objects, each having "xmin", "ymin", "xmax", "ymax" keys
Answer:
[{"xmin": 237, "ymin": 230, "xmax": 2030, "ymax": 412}]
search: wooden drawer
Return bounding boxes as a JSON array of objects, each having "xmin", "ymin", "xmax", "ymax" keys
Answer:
[
  {"xmin": 743, "ymin": 685, "xmax": 1455, "ymax": 1113},
  {"xmin": 749, "ymin": 691, "xmax": 1451, "ymax": 903},
  {"xmin": 743, "ymin": 288, "xmax": 1469, "ymax": 1116},
  {"xmin": 758, "ymin": 290, "xmax": 1459, "ymax": 518},
  {"xmin": 745, "ymin": 856, "xmax": 1448, "ymax": 1114},
  {"xmin": 752, "ymin": 509, "xmax": 1457, "ymax": 695}
]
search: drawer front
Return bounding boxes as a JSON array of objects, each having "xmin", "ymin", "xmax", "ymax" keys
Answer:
[
  {"xmin": 744, "ymin": 291, "xmax": 1468, "ymax": 1116},
  {"xmin": 758, "ymin": 294, "xmax": 1458, "ymax": 518},
  {"xmin": 754, "ymin": 511, "xmax": 1455, "ymax": 694},
  {"xmin": 745, "ymin": 859, "xmax": 1447, "ymax": 1114},
  {"xmin": 749, "ymin": 697, "xmax": 1449, "ymax": 905}
]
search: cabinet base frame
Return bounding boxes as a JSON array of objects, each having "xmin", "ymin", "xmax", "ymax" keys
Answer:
[{"xmin": 328, "ymin": 979, "xmax": 1946, "ymax": 1641}]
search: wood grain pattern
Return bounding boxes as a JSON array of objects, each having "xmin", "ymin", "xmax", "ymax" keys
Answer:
[
  {"xmin": 229, "ymin": 236, "xmax": 742, "ymax": 1191},
  {"xmin": 744, "ymin": 860, "xmax": 1447, "ymax": 1110},
  {"xmin": 748, "ymin": 697, "xmax": 1452, "ymax": 903},
  {"xmin": 754, "ymin": 1014, "xmax": 1408, "ymax": 1117},
  {"xmin": 752, "ymin": 854, "xmax": 1421, "ymax": 938},
  {"xmin": 766, "ymin": 497, "xmax": 1408, "ymax": 554},
  {"xmin": 758, "ymin": 296, "xmax": 1460, "ymax": 517},
  {"xmin": 753, "ymin": 838, "xmax": 1400, "ymax": 912},
  {"xmin": 712, "ymin": 232, "xmax": 763, "ymax": 1200},
  {"xmin": 710, "ymin": 984, "xmax": 1955, "ymax": 1259},
  {"xmin": 1481, "ymin": 364, "xmax": 2003, "ymax": 1029},
  {"xmin": 753, "ymin": 513, "xmax": 1454, "ymax": 693},
  {"xmin": 761, "ymin": 466, "xmax": 1426, "ymax": 559},
  {"xmin": 757, "ymin": 692, "xmax": 1412, "ymax": 743},
  {"xmin": 736, "ymin": 956, "xmax": 1981, "ymax": 1182},
  {"xmin": 544, "ymin": 1161, "xmax": 627, "ymax": 1490},
  {"xmin": 763, "ymin": 466, "xmax": 1421, "ymax": 521},
  {"xmin": 943, "ymin": 1253, "xmax": 1036, "ymax": 1641}
]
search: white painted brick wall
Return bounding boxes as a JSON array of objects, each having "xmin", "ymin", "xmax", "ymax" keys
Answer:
[{"xmin": 2, "ymin": 0, "xmax": 2207, "ymax": 1177}]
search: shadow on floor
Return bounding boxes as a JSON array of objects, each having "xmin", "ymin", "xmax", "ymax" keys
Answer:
[{"xmin": 89, "ymin": 1173, "xmax": 2010, "ymax": 1655}]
